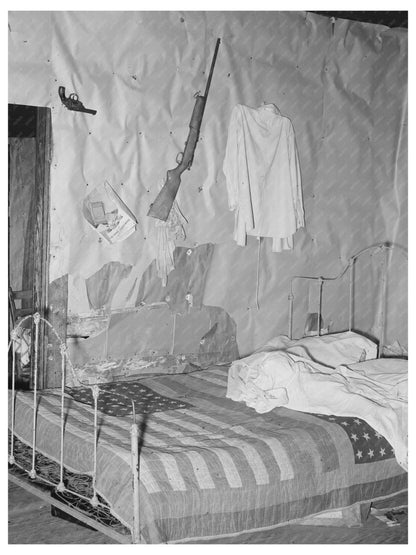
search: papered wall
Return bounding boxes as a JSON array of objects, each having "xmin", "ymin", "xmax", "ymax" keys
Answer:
[{"xmin": 8, "ymin": 11, "xmax": 408, "ymax": 372}]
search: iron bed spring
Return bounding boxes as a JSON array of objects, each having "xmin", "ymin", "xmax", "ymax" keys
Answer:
[{"xmin": 8, "ymin": 313, "xmax": 142, "ymax": 544}]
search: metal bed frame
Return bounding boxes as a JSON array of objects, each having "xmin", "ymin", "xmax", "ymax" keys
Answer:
[
  {"xmin": 8, "ymin": 313, "xmax": 141, "ymax": 543},
  {"xmin": 8, "ymin": 241, "xmax": 407, "ymax": 544},
  {"xmin": 287, "ymin": 241, "xmax": 408, "ymax": 355}
]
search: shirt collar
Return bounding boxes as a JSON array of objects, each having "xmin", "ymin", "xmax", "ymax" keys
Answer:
[{"xmin": 258, "ymin": 103, "xmax": 281, "ymax": 115}]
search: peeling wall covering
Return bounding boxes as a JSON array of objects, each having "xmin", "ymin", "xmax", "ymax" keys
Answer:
[
  {"xmin": 67, "ymin": 303, "xmax": 238, "ymax": 377},
  {"xmin": 136, "ymin": 244, "xmax": 215, "ymax": 312},
  {"xmin": 8, "ymin": 11, "xmax": 407, "ymax": 370},
  {"xmin": 66, "ymin": 241, "xmax": 238, "ymax": 378},
  {"xmin": 85, "ymin": 261, "xmax": 132, "ymax": 310}
]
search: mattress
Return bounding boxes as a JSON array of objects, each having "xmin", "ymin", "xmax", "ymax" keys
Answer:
[{"xmin": 9, "ymin": 365, "xmax": 407, "ymax": 543}]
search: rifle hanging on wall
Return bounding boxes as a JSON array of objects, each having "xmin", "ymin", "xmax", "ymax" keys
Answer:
[{"xmin": 147, "ymin": 38, "xmax": 221, "ymax": 222}]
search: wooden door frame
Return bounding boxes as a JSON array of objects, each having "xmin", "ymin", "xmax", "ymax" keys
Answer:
[
  {"xmin": 34, "ymin": 107, "xmax": 68, "ymax": 389},
  {"xmin": 32, "ymin": 107, "xmax": 52, "ymax": 389}
]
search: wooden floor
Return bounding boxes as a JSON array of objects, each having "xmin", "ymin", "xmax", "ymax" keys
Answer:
[
  {"xmin": 8, "ymin": 480, "xmax": 117, "ymax": 544},
  {"xmin": 8, "ymin": 480, "xmax": 408, "ymax": 544}
]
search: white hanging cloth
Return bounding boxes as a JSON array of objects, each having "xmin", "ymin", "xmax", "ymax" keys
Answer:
[
  {"xmin": 223, "ymin": 103, "xmax": 305, "ymax": 252},
  {"xmin": 155, "ymin": 201, "xmax": 187, "ymax": 287}
]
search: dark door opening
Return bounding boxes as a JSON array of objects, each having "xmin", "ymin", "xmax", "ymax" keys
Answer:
[{"xmin": 8, "ymin": 104, "xmax": 51, "ymax": 389}]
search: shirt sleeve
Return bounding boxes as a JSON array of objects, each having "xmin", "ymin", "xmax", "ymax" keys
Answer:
[
  {"xmin": 288, "ymin": 123, "xmax": 305, "ymax": 229},
  {"xmin": 223, "ymin": 105, "xmax": 240, "ymax": 211}
]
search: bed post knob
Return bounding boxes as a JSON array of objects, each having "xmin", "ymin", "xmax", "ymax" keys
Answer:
[
  {"xmin": 56, "ymin": 481, "xmax": 66, "ymax": 492},
  {"xmin": 91, "ymin": 385, "xmax": 100, "ymax": 400}
]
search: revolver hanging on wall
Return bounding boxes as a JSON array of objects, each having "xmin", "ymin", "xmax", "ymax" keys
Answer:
[
  {"xmin": 58, "ymin": 86, "xmax": 97, "ymax": 115},
  {"xmin": 147, "ymin": 38, "xmax": 221, "ymax": 222}
]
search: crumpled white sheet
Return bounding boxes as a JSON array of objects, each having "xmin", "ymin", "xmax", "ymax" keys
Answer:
[{"xmin": 227, "ymin": 338, "xmax": 407, "ymax": 470}]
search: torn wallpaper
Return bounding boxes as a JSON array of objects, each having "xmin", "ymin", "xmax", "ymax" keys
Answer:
[{"xmin": 8, "ymin": 11, "xmax": 407, "ymax": 369}]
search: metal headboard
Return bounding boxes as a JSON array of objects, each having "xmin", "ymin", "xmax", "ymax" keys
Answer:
[{"xmin": 287, "ymin": 242, "xmax": 408, "ymax": 357}]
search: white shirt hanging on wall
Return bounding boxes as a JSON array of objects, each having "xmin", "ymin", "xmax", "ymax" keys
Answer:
[{"xmin": 223, "ymin": 103, "xmax": 305, "ymax": 252}]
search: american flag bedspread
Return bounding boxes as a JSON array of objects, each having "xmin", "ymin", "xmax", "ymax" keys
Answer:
[{"xmin": 9, "ymin": 365, "xmax": 407, "ymax": 543}]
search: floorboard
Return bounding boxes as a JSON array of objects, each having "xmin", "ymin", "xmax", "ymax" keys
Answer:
[
  {"xmin": 8, "ymin": 480, "xmax": 407, "ymax": 544},
  {"xmin": 8, "ymin": 480, "xmax": 118, "ymax": 544}
]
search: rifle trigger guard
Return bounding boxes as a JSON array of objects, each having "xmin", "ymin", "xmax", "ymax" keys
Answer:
[
  {"xmin": 193, "ymin": 90, "xmax": 201, "ymax": 98},
  {"xmin": 176, "ymin": 152, "xmax": 184, "ymax": 164}
]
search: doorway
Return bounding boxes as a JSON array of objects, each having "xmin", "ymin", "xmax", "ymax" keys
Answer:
[{"xmin": 8, "ymin": 104, "xmax": 52, "ymax": 389}]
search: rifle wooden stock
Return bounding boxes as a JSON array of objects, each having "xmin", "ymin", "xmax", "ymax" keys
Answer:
[
  {"xmin": 147, "ymin": 167, "xmax": 183, "ymax": 222},
  {"xmin": 147, "ymin": 96, "xmax": 206, "ymax": 221},
  {"xmin": 147, "ymin": 38, "xmax": 220, "ymax": 222}
]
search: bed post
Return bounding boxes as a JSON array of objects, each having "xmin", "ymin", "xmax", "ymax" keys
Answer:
[
  {"xmin": 378, "ymin": 244, "xmax": 390, "ymax": 358},
  {"xmin": 130, "ymin": 410, "xmax": 141, "ymax": 544},
  {"xmin": 29, "ymin": 312, "xmax": 41, "ymax": 479},
  {"xmin": 57, "ymin": 343, "xmax": 67, "ymax": 492},
  {"xmin": 91, "ymin": 385, "xmax": 100, "ymax": 507},
  {"xmin": 8, "ymin": 329, "xmax": 18, "ymax": 465},
  {"xmin": 348, "ymin": 257, "xmax": 355, "ymax": 332},
  {"xmin": 317, "ymin": 278, "xmax": 323, "ymax": 336},
  {"xmin": 288, "ymin": 280, "xmax": 294, "ymax": 339}
]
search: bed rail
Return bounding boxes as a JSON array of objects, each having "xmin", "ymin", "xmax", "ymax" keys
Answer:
[
  {"xmin": 8, "ymin": 313, "xmax": 141, "ymax": 543},
  {"xmin": 287, "ymin": 241, "xmax": 407, "ymax": 356}
]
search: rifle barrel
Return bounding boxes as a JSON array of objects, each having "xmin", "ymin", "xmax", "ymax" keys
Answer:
[{"xmin": 203, "ymin": 38, "xmax": 221, "ymax": 98}]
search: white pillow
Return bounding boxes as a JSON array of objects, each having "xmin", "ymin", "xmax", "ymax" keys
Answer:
[
  {"xmin": 260, "ymin": 331, "xmax": 377, "ymax": 369},
  {"xmin": 340, "ymin": 358, "xmax": 408, "ymax": 401}
]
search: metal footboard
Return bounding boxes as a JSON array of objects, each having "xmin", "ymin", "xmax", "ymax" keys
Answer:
[{"xmin": 8, "ymin": 313, "xmax": 141, "ymax": 544}]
